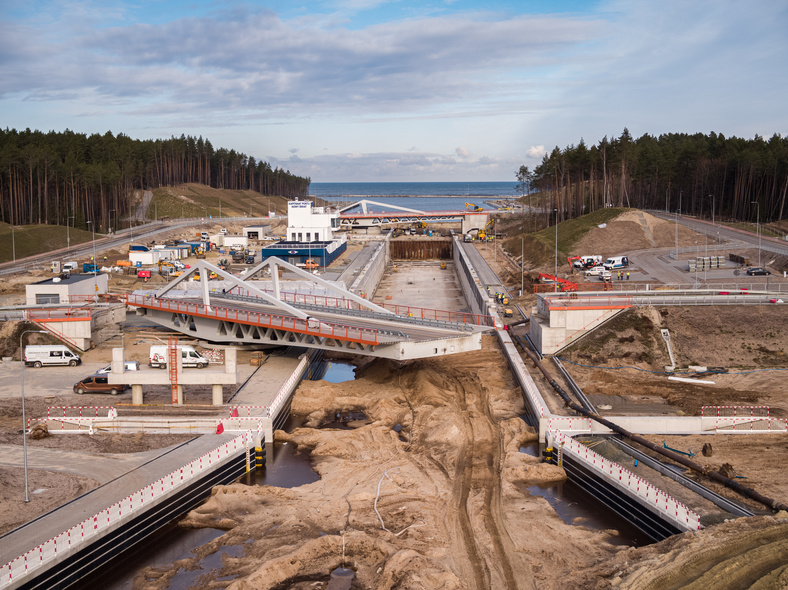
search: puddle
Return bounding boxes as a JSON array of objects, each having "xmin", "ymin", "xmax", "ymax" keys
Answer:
[
  {"xmin": 247, "ymin": 441, "xmax": 320, "ymax": 488},
  {"xmin": 321, "ymin": 410, "xmax": 369, "ymax": 430},
  {"xmin": 167, "ymin": 543, "xmax": 245, "ymax": 589},
  {"xmin": 322, "ymin": 361, "xmax": 356, "ymax": 383},
  {"xmin": 327, "ymin": 567, "xmax": 356, "ymax": 589},
  {"xmin": 526, "ymin": 480, "xmax": 649, "ymax": 547},
  {"xmin": 519, "ymin": 442, "xmax": 540, "ymax": 457},
  {"xmin": 74, "ymin": 525, "xmax": 225, "ymax": 590},
  {"xmin": 309, "ymin": 360, "xmax": 357, "ymax": 383}
]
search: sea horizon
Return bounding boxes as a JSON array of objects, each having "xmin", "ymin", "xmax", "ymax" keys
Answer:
[{"xmin": 310, "ymin": 181, "xmax": 520, "ymax": 198}]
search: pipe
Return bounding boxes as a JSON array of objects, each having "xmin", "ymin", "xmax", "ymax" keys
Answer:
[{"xmin": 520, "ymin": 346, "xmax": 788, "ymax": 512}]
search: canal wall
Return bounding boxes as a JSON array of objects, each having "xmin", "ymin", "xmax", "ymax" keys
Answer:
[{"xmin": 1, "ymin": 433, "xmax": 253, "ymax": 590}]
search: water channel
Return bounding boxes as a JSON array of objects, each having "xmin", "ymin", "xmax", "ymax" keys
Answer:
[{"xmin": 74, "ymin": 359, "xmax": 647, "ymax": 588}]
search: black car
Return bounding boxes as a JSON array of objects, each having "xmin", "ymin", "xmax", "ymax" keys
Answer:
[{"xmin": 746, "ymin": 267, "xmax": 770, "ymax": 276}]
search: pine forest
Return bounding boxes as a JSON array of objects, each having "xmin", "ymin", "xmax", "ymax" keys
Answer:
[
  {"xmin": 0, "ymin": 128, "xmax": 310, "ymax": 229},
  {"xmin": 522, "ymin": 129, "xmax": 788, "ymax": 224}
]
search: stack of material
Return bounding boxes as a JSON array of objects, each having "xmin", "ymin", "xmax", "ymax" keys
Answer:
[{"xmin": 250, "ymin": 351, "xmax": 266, "ymax": 366}]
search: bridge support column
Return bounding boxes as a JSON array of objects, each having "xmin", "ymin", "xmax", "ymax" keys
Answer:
[
  {"xmin": 176, "ymin": 385, "xmax": 184, "ymax": 405},
  {"xmin": 131, "ymin": 384, "xmax": 143, "ymax": 405},
  {"xmin": 212, "ymin": 384, "xmax": 223, "ymax": 406}
]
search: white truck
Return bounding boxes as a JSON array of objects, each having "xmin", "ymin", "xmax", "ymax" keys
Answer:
[
  {"xmin": 24, "ymin": 345, "xmax": 81, "ymax": 368},
  {"xmin": 148, "ymin": 345, "xmax": 209, "ymax": 369}
]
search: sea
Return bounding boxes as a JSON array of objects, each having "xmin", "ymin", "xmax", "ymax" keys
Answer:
[{"xmin": 310, "ymin": 181, "xmax": 521, "ymax": 212}]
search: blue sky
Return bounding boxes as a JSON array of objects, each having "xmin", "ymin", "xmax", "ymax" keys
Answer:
[{"xmin": 1, "ymin": 0, "xmax": 786, "ymax": 182}]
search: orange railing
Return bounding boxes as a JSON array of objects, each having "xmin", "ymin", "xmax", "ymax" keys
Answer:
[
  {"xmin": 125, "ymin": 294, "xmax": 380, "ymax": 346},
  {"xmin": 222, "ymin": 288, "xmax": 494, "ymax": 327}
]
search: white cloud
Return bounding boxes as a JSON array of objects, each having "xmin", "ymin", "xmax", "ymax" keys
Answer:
[
  {"xmin": 455, "ymin": 146, "xmax": 470, "ymax": 158},
  {"xmin": 526, "ymin": 145, "xmax": 546, "ymax": 159}
]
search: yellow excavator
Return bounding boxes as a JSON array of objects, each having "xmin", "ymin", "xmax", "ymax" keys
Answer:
[
  {"xmin": 465, "ymin": 202, "xmax": 483, "ymax": 211},
  {"xmin": 477, "ymin": 219, "xmax": 494, "ymax": 241}
]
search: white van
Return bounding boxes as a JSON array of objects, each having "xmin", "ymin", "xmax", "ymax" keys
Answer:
[
  {"xmin": 149, "ymin": 345, "xmax": 209, "ymax": 369},
  {"xmin": 603, "ymin": 256, "xmax": 629, "ymax": 270},
  {"xmin": 24, "ymin": 345, "xmax": 81, "ymax": 368},
  {"xmin": 62, "ymin": 261, "xmax": 78, "ymax": 272},
  {"xmin": 97, "ymin": 361, "xmax": 140, "ymax": 374}
]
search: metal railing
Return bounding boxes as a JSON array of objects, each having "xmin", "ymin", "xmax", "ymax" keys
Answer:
[{"xmin": 125, "ymin": 293, "xmax": 380, "ymax": 346}]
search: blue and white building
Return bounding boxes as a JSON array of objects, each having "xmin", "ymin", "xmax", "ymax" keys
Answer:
[{"xmin": 258, "ymin": 200, "xmax": 347, "ymax": 267}]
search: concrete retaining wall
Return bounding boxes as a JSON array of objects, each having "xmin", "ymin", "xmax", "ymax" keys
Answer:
[{"xmin": 349, "ymin": 235, "xmax": 390, "ymax": 299}]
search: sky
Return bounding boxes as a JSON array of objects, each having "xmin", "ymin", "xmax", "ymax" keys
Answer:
[{"xmin": 1, "ymin": 0, "xmax": 787, "ymax": 182}]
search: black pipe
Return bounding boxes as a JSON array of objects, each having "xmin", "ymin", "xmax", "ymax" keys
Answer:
[{"xmin": 519, "ymin": 345, "xmax": 788, "ymax": 513}]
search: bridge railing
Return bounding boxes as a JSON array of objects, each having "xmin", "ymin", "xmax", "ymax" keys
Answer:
[
  {"xmin": 125, "ymin": 294, "xmax": 379, "ymax": 346},
  {"xmin": 226, "ymin": 288, "xmax": 494, "ymax": 327},
  {"xmin": 25, "ymin": 307, "xmax": 93, "ymax": 321}
]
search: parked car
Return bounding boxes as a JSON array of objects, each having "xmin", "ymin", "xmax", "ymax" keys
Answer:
[
  {"xmin": 746, "ymin": 267, "xmax": 770, "ymax": 276},
  {"xmin": 584, "ymin": 265, "xmax": 607, "ymax": 277},
  {"xmin": 96, "ymin": 361, "xmax": 140, "ymax": 374},
  {"xmin": 73, "ymin": 374, "xmax": 128, "ymax": 395}
]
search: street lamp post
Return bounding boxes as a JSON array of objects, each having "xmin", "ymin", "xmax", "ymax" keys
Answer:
[
  {"xmin": 66, "ymin": 215, "xmax": 74, "ymax": 249},
  {"xmin": 109, "ymin": 209, "xmax": 115, "ymax": 234},
  {"xmin": 554, "ymin": 208, "xmax": 558, "ymax": 292},
  {"xmin": 11, "ymin": 223, "xmax": 15, "ymax": 263},
  {"xmin": 20, "ymin": 330, "xmax": 47, "ymax": 502},
  {"xmin": 751, "ymin": 201, "xmax": 761, "ymax": 266}
]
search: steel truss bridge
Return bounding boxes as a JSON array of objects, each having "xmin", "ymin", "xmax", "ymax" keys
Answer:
[
  {"xmin": 126, "ymin": 258, "xmax": 494, "ymax": 359},
  {"xmin": 337, "ymin": 199, "xmax": 484, "ymax": 228}
]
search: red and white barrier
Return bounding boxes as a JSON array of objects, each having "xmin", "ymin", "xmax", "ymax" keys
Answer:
[{"xmin": 2, "ymin": 429, "xmax": 256, "ymax": 585}]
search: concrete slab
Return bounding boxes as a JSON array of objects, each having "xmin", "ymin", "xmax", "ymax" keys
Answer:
[
  {"xmin": 0, "ymin": 434, "xmax": 238, "ymax": 568},
  {"xmin": 372, "ymin": 261, "xmax": 468, "ymax": 312}
]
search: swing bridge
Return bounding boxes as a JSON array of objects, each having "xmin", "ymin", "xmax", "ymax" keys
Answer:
[{"xmin": 125, "ymin": 258, "xmax": 495, "ymax": 360}]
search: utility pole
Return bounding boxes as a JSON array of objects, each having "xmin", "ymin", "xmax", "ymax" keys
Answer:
[{"xmin": 751, "ymin": 201, "xmax": 761, "ymax": 266}]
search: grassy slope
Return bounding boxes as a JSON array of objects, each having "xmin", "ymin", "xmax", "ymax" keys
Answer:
[
  {"xmin": 0, "ymin": 223, "xmax": 95, "ymax": 264},
  {"xmin": 148, "ymin": 184, "xmax": 290, "ymax": 220},
  {"xmin": 502, "ymin": 208, "xmax": 628, "ymax": 268}
]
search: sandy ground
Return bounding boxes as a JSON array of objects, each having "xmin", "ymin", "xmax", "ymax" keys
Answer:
[{"xmin": 1, "ymin": 210, "xmax": 788, "ymax": 588}]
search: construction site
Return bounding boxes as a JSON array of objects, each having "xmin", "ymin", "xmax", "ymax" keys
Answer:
[{"xmin": 0, "ymin": 206, "xmax": 787, "ymax": 589}]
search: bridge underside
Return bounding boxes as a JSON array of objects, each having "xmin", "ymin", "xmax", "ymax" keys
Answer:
[{"xmin": 142, "ymin": 307, "xmax": 483, "ymax": 360}]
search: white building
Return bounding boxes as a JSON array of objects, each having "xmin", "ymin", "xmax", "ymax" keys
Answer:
[
  {"xmin": 26, "ymin": 273, "xmax": 109, "ymax": 305},
  {"xmin": 287, "ymin": 200, "xmax": 340, "ymax": 243}
]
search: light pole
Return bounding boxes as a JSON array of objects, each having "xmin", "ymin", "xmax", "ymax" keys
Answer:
[
  {"xmin": 67, "ymin": 215, "xmax": 74, "ymax": 249},
  {"xmin": 554, "ymin": 208, "xmax": 558, "ymax": 292},
  {"xmin": 20, "ymin": 330, "xmax": 47, "ymax": 502},
  {"xmin": 109, "ymin": 209, "xmax": 115, "ymax": 234},
  {"xmin": 674, "ymin": 191, "xmax": 681, "ymax": 259},
  {"xmin": 11, "ymin": 223, "xmax": 15, "ymax": 263},
  {"xmin": 751, "ymin": 201, "xmax": 761, "ymax": 266},
  {"xmin": 521, "ymin": 231, "xmax": 524, "ymax": 296}
]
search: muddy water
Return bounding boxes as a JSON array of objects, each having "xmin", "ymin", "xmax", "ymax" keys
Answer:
[
  {"xmin": 74, "ymin": 525, "xmax": 226, "ymax": 590},
  {"xmin": 526, "ymin": 481, "xmax": 649, "ymax": 547}
]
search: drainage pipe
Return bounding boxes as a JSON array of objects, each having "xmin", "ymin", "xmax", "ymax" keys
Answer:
[{"xmin": 520, "ymin": 346, "xmax": 788, "ymax": 512}]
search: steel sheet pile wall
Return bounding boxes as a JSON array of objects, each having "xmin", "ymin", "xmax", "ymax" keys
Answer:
[
  {"xmin": 390, "ymin": 239, "xmax": 452, "ymax": 260},
  {"xmin": 452, "ymin": 238, "xmax": 488, "ymax": 317},
  {"xmin": 349, "ymin": 235, "xmax": 390, "ymax": 299}
]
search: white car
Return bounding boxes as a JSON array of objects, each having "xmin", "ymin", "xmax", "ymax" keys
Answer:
[
  {"xmin": 584, "ymin": 265, "xmax": 607, "ymax": 277},
  {"xmin": 97, "ymin": 361, "xmax": 140, "ymax": 374}
]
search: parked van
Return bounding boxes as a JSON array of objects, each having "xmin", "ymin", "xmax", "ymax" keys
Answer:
[
  {"xmin": 603, "ymin": 256, "xmax": 629, "ymax": 270},
  {"xmin": 24, "ymin": 345, "xmax": 81, "ymax": 368},
  {"xmin": 149, "ymin": 345, "xmax": 209, "ymax": 369},
  {"xmin": 200, "ymin": 232, "xmax": 210, "ymax": 240},
  {"xmin": 73, "ymin": 374, "xmax": 127, "ymax": 395},
  {"xmin": 62, "ymin": 261, "xmax": 78, "ymax": 272}
]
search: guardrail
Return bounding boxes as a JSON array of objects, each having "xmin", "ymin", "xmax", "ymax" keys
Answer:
[
  {"xmin": 702, "ymin": 405, "xmax": 770, "ymax": 418},
  {"xmin": 1, "ymin": 430, "xmax": 254, "ymax": 586},
  {"xmin": 125, "ymin": 293, "xmax": 379, "ymax": 346},
  {"xmin": 267, "ymin": 355, "xmax": 309, "ymax": 419},
  {"xmin": 714, "ymin": 417, "xmax": 788, "ymax": 432},
  {"xmin": 25, "ymin": 308, "xmax": 93, "ymax": 321},
  {"xmin": 552, "ymin": 430, "xmax": 701, "ymax": 532}
]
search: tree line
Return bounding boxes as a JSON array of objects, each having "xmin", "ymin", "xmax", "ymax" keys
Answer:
[
  {"xmin": 518, "ymin": 129, "xmax": 788, "ymax": 224},
  {"xmin": 0, "ymin": 128, "xmax": 311, "ymax": 229}
]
